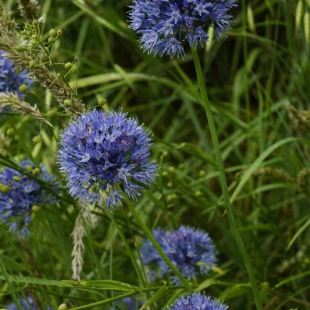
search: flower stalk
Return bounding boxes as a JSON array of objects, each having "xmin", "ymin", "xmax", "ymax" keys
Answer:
[
  {"xmin": 125, "ymin": 197, "xmax": 193, "ymax": 292},
  {"xmin": 191, "ymin": 47, "xmax": 262, "ymax": 310}
]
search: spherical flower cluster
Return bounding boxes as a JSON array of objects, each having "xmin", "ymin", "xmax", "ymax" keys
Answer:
[
  {"xmin": 168, "ymin": 293, "xmax": 228, "ymax": 310},
  {"xmin": 0, "ymin": 50, "xmax": 33, "ymax": 99},
  {"xmin": 58, "ymin": 110, "xmax": 158, "ymax": 209},
  {"xmin": 128, "ymin": 0, "xmax": 238, "ymax": 57},
  {"xmin": 0, "ymin": 160, "xmax": 59, "ymax": 237},
  {"xmin": 6, "ymin": 296, "xmax": 39, "ymax": 310},
  {"xmin": 141, "ymin": 226, "xmax": 217, "ymax": 283}
]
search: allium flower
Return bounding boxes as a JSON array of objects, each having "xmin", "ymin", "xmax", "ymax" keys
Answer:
[
  {"xmin": 168, "ymin": 293, "xmax": 228, "ymax": 310},
  {"xmin": 0, "ymin": 50, "xmax": 33, "ymax": 99},
  {"xmin": 6, "ymin": 296, "xmax": 39, "ymax": 310},
  {"xmin": 58, "ymin": 110, "xmax": 158, "ymax": 209},
  {"xmin": 128, "ymin": 0, "xmax": 238, "ymax": 57},
  {"xmin": 0, "ymin": 160, "xmax": 59, "ymax": 237},
  {"xmin": 141, "ymin": 226, "xmax": 217, "ymax": 283}
]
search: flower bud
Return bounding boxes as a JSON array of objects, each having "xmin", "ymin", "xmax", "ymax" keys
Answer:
[
  {"xmin": 167, "ymin": 182, "xmax": 173, "ymax": 187},
  {"xmin": 48, "ymin": 37, "xmax": 55, "ymax": 43},
  {"xmin": 49, "ymin": 28, "xmax": 56, "ymax": 37},
  {"xmin": 32, "ymin": 205, "xmax": 40, "ymax": 212},
  {"xmin": 199, "ymin": 170, "xmax": 206, "ymax": 177},
  {"xmin": 58, "ymin": 304, "xmax": 67, "ymax": 310},
  {"xmin": 32, "ymin": 168, "xmax": 40, "ymax": 175},
  {"xmin": 25, "ymin": 165, "xmax": 33, "ymax": 172},
  {"xmin": 168, "ymin": 166, "xmax": 175, "ymax": 172},
  {"xmin": 14, "ymin": 135, "xmax": 20, "ymax": 141},
  {"xmin": 19, "ymin": 84, "xmax": 28, "ymax": 93},
  {"xmin": 64, "ymin": 99, "xmax": 72, "ymax": 106},
  {"xmin": 98, "ymin": 98, "xmax": 107, "ymax": 106},
  {"xmin": 33, "ymin": 19, "xmax": 38, "ymax": 25},
  {"xmin": 71, "ymin": 64, "xmax": 77, "ymax": 73},
  {"xmin": 32, "ymin": 135, "xmax": 41, "ymax": 143},
  {"xmin": 64, "ymin": 62, "xmax": 72, "ymax": 69},
  {"xmin": 13, "ymin": 176, "xmax": 21, "ymax": 182},
  {"xmin": 7, "ymin": 128, "xmax": 14, "ymax": 136},
  {"xmin": 57, "ymin": 29, "xmax": 62, "ymax": 36},
  {"xmin": 0, "ymin": 184, "xmax": 10, "ymax": 193}
]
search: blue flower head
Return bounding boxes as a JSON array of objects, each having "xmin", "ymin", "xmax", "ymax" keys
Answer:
[
  {"xmin": 168, "ymin": 293, "xmax": 228, "ymax": 310},
  {"xmin": 0, "ymin": 50, "xmax": 33, "ymax": 112},
  {"xmin": 128, "ymin": 0, "xmax": 238, "ymax": 57},
  {"xmin": 58, "ymin": 109, "xmax": 158, "ymax": 210},
  {"xmin": 6, "ymin": 296, "xmax": 39, "ymax": 310},
  {"xmin": 0, "ymin": 160, "xmax": 59, "ymax": 237},
  {"xmin": 141, "ymin": 226, "xmax": 217, "ymax": 283}
]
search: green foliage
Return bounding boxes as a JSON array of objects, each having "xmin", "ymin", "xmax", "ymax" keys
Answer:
[{"xmin": 1, "ymin": 0, "xmax": 310, "ymax": 309}]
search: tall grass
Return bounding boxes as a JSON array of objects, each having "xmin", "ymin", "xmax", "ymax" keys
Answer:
[{"xmin": 1, "ymin": 0, "xmax": 310, "ymax": 309}]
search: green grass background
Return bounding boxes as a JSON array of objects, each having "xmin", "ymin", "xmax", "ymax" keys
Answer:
[{"xmin": 1, "ymin": 0, "xmax": 310, "ymax": 309}]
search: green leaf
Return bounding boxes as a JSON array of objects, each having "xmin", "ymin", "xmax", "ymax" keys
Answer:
[
  {"xmin": 275, "ymin": 271, "xmax": 310, "ymax": 288},
  {"xmin": 218, "ymin": 283, "xmax": 252, "ymax": 301},
  {"xmin": 140, "ymin": 284, "xmax": 168, "ymax": 310},
  {"xmin": 0, "ymin": 275, "xmax": 73, "ymax": 287},
  {"xmin": 77, "ymin": 280, "xmax": 139, "ymax": 292}
]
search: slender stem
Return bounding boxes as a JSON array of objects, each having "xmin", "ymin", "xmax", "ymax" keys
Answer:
[
  {"xmin": 107, "ymin": 212, "xmax": 155, "ymax": 310},
  {"xmin": 191, "ymin": 47, "xmax": 262, "ymax": 310},
  {"xmin": 125, "ymin": 198, "xmax": 193, "ymax": 292},
  {"xmin": 68, "ymin": 291, "xmax": 134, "ymax": 310}
]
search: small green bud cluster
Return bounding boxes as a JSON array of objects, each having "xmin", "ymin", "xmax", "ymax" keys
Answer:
[
  {"xmin": 21, "ymin": 19, "xmax": 62, "ymax": 48},
  {"xmin": 21, "ymin": 20, "xmax": 41, "ymax": 47},
  {"xmin": 63, "ymin": 60, "xmax": 77, "ymax": 75},
  {"xmin": 48, "ymin": 28, "xmax": 62, "ymax": 44}
]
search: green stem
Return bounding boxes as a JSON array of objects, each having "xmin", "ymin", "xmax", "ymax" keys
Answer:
[
  {"xmin": 125, "ymin": 198, "xmax": 193, "ymax": 292},
  {"xmin": 68, "ymin": 291, "xmax": 134, "ymax": 310},
  {"xmin": 107, "ymin": 212, "xmax": 155, "ymax": 310},
  {"xmin": 191, "ymin": 47, "xmax": 262, "ymax": 310}
]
